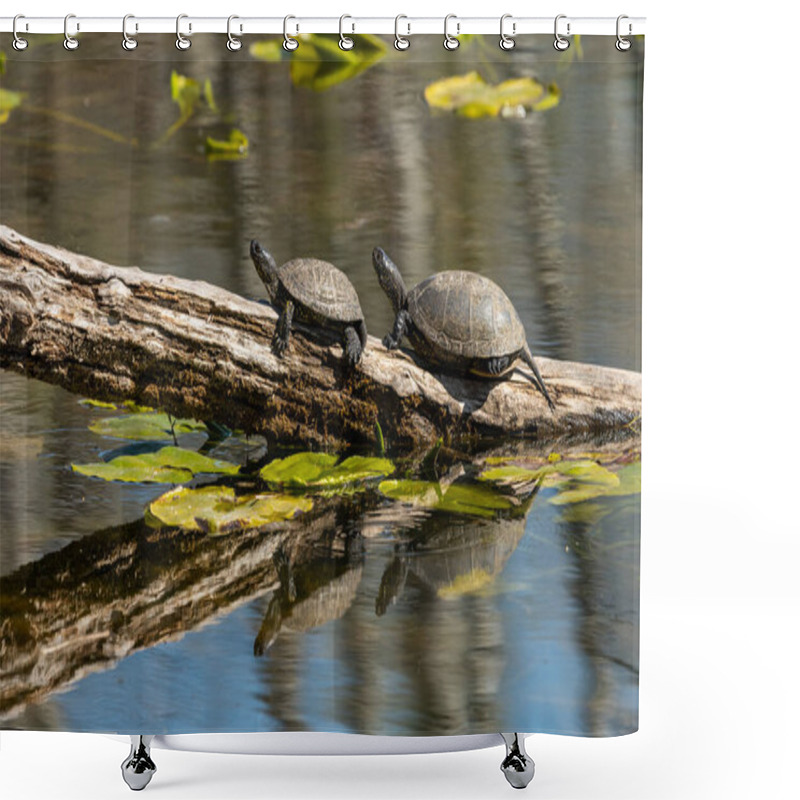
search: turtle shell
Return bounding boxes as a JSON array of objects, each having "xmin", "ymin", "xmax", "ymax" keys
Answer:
[
  {"xmin": 407, "ymin": 271, "xmax": 526, "ymax": 359},
  {"xmin": 278, "ymin": 258, "xmax": 364, "ymax": 323}
]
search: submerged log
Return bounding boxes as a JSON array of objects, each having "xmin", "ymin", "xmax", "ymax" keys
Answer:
[{"xmin": 0, "ymin": 225, "xmax": 641, "ymax": 450}]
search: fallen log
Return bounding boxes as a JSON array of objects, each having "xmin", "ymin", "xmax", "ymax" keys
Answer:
[
  {"xmin": 0, "ymin": 225, "xmax": 641, "ymax": 450},
  {"xmin": 0, "ymin": 501, "xmax": 355, "ymax": 719}
]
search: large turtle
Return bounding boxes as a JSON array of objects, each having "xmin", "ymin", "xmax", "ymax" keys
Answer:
[
  {"xmin": 250, "ymin": 240, "xmax": 367, "ymax": 368},
  {"xmin": 372, "ymin": 247, "xmax": 555, "ymax": 410}
]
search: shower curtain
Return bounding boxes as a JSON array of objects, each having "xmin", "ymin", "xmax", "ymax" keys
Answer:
[{"xmin": 0, "ymin": 29, "xmax": 643, "ymax": 742}]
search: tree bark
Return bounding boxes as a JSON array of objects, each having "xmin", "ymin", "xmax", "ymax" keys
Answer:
[{"xmin": 0, "ymin": 225, "xmax": 641, "ymax": 451}]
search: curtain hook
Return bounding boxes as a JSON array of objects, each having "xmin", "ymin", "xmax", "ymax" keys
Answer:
[
  {"xmin": 339, "ymin": 14, "xmax": 355, "ymax": 50},
  {"xmin": 63, "ymin": 13, "xmax": 79, "ymax": 51},
  {"xmin": 394, "ymin": 15, "xmax": 410, "ymax": 51},
  {"xmin": 553, "ymin": 14, "xmax": 570, "ymax": 51},
  {"xmin": 443, "ymin": 14, "xmax": 460, "ymax": 51},
  {"xmin": 499, "ymin": 14, "xmax": 516, "ymax": 51},
  {"xmin": 283, "ymin": 15, "xmax": 299, "ymax": 51},
  {"xmin": 12, "ymin": 14, "xmax": 28, "ymax": 51},
  {"xmin": 122, "ymin": 14, "xmax": 138, "ymax": 51},
  {"xmin": 176, "ymin": 13, "xmax": 191, "ymax": 50},
  {"xmin": 227, "ymin": 15, "xmax": 242, "ymax": 51},
  {"xmin": 616, "ymin": 15, "xmax": 632, "ymax": 51}
]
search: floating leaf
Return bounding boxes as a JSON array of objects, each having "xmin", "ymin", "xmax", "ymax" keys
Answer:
[
  {"xmin": 424, "ymin": 71, "xmax": 559, "ymax": 118},
  {"xmin": 205, "ymin": 128, "xmax": 249, "ymax": 157},
  {"xmin": 378, "ymin": 479, "xmax": 444, "ymax": 507},
  {"xmin": 0, "ymin": 88, "xmax": 24, "ymax": 125},
  {"xmin": 72, "ymin": 446, "xmax": 239, "ymax": 483},
  {"xmin": 260, "ymin": 452, "xmax": 394, "ymax": 489},
  {"xmin": 250, "ymin": 34, "xmax": 387, "ymax": 91},
  {"xmin": 0, "ymin": 51, "xmax": 6, "ymax": 76},
  {"xmin": 79, "ymin": 398, "xmax": 119, "ymax": 410},
  {"xmin": 379, "ymin": 479, "xmax": 514, "ymax": 519},
  {"xmin": 89, "ymin": 412, "xmax": 207, "ymax": 441},
  {"xmin": 170, "ymin": 71, "xmax": 202, "ymax": 119},
  {"xmin": 203, "ymin": 78, "xmax": 219, "ymax": 113},
  {"xmin": 147, "ymin": 485, "xmax": 312, "ymax": 534}
]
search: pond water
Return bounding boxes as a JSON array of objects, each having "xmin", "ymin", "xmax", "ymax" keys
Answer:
[{"xmin": 1, "ymin": 34, "xmax": 641, "ymax": 737}]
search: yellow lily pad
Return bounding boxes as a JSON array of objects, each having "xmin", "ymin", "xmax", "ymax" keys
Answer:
[
  {"xmin": 89, "ymin": 412, "xmax": 207, "ymax": 441},
  {"xmin": 72, "ymin": 446, "xmax": 239, "ymax": 483},
  {"xmin": 205, "ymin": 128, "xmax": 249, "ymax": 156},
  {"xmin": 0, "ymin": 88, "xmax": 24, "ymax": 125},
  {"xmin": 424, "ymin": 72, "xmax": 560, "ymax": 118},
  {"xmin": 379, "ymin": 479, "xmax": 515, "ymax": 519},
  {"xmin": 147, "ymin": 485, "xmax": 312, "ymax": 534},
  {"xmin": 260, "ymin": 452, "xmax": 394, "ymax": 489},
  {"xmin": 250, "ymin": 34, "xmax": 387, "ymax": 91}
]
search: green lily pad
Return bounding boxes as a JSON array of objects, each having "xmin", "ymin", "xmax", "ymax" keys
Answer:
[
  {"xmin": 250, "ymin": 34, "xmax": 387, "ymax": 91},
  {"xmin": 379, "ymin": 479, "xmax": 515, "ymax": 519},
  {"xmin": 171, "ymin": 71, "xmax": 202, "ymax": 119},
  {"xmin": 205, "ymin": 128, "xmax": 249, "ymax": 157},
  {"xmin": 260, "ymin": 452, "xmax": 394, "ymax": 489},
  {"xmin": 0, "ymin": 87, "xmax": 24, "ymax": 125},
  {"xmin": 424, "ymin": 72, "xmax": 560, "ymax": 118},
  {"xmin": 72, "ymin": 446, "xmax": 239, "ymax": 484},
  {"xmin": 147, "ymin": 485, "xmax": 312, "ymax": 534},
  {"xmin": 378, "ymin": 479, "xmax": 445, "ymax": 507},
  {"xmin": 89, "ymin": 412, "xmax": 207, "ymax": 441},
  {"xmin": 79, "ymin": 398, "xmax": 119, "ymax": 410}
]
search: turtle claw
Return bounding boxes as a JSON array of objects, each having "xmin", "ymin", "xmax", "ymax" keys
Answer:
[
  {"xmin": 271, "ymin": 334, "xmax": 287, "ymax": 357},
  {"xmin": 382, "ymin": 334, "xmax": 398, "ymax": 350}
]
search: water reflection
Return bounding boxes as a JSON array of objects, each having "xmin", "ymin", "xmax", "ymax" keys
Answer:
[
  {"xmin": 1, "ymin": 34, "xmax": 641, "ymax": 737},
  {"xmin": 0, "ymin": 458, "xmax": 638, "ymax": 737}
]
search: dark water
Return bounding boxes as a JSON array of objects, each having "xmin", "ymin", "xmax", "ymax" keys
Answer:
[{"xmin": 0, "ymin": 34, "xmax": 641, "ymax": 737}]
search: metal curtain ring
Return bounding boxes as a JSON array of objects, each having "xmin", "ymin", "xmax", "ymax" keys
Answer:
[
  {"xmin": 339, "ymin": 14, "xmax": 354, "ymax": 50},
  {"xmin": 499, "ymin": 14, "xmax": 515, "ymax": 50},
  {"xmin": 394, "ymin": 15, "xmax": 410, "ymax": 50},
  {"xmin": 283, "ymin": 15, "xmax": 299, "ymax": 51},
  {"xmin": 616, "ymin": 14, "xmax": 632, "ymax": 51},
  {"xmin": 553, "ymin": 14, "xmax": 570, "ymax": 51},
  {"xmin": 176, "ymin": 14, "xmax": 191, "ymax": 50},
  {"xmin": 443, "ymin": 14, "xmax": 459, "ymax": 51},
  {"xmin": 63, "ymin": 13, "xmax": 79, "ymax": 50},
  {"xmin": 122, "ymin": 14, "xmax": 138, "ymax": 51},
  {"xmin": 12, "ymin": 14, "xmax": 28, "ymax": 51},
  {"xmin": 227, "ymin": 15, "xmax": 242, "ymax": 51}
]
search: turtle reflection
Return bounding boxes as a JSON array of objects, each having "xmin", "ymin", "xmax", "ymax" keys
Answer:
[
  {"xmin": 254, "ymin": 545, "xmax": 363, "ymax": 655},
  {"xmin": 375, "ymin": 487, "xmax": 537, "ymax": 616}
]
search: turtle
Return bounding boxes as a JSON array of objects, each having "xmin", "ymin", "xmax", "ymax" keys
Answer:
[
  {"xmin": 372, "ymin": 247, "xmax": 555, "ymax": 410},
  {"xmin": 250, "ymin": 240, "xmax": 367, "ymax": 369}
]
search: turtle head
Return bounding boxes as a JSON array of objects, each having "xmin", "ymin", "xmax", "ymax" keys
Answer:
[
  {"xmin": 372, "ymin": 247, "xmax": 408, "ymax": 315},
  {"xmin": 250, "ymin": 240, "xmax": 280, "ymax": 301}
]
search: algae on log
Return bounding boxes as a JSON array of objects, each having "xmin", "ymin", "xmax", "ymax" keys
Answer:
[{"xmin": 0, "ymin": 225, "xmax": 641, "ymax": 450}]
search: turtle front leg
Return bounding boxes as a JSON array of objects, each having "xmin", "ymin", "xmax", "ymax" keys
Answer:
[
  {"xmin": 343, "ymin": 325, "xmax": 363, "ymax": 369},
  {"xmin": 272, "ymin": 300, "xmax": 294, "ymax": 357},
  {"xmin": 383, "ymin": 309, "xmax": 411, "ymax": 350}
]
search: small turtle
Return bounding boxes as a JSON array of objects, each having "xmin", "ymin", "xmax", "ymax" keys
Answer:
[
  {"xmin": 372, "ymin": 247, "xmax": 555, "ymax": 410},
  {"xmin": 250, "ymin": 240, "xmax": 367, "ymax": 368}
]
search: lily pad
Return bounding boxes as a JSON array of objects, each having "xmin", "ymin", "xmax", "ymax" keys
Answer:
[
  {"xmin": 147, "ymin": 485, "xmax": 312, "ymax": 534},
  {"xmin": 0, "ymin": 88, "xmax": 24, "ymax": 125},
  {"xmin": 424, "ymin": 72, "xmax": 560, "ymax": 118},
  {"xmin": 205, "ymin": 128, "xmax": 249, "ymax": 157},
  {"xmin": 260, "ymin": 452, "xmax": 394, "ymax": 489},
  {"xmin": 170, "ymin": 71, "xmax": 202, "ymax": 119},
  {"xmin": 79, "ymin": 398, "xmax": 119, "ymax": 410},
  {"xmin": 379, "ymin": 479, "xmax": 515, "ymax": 519},
  {"xmin": 72, "ymin": 446, "xmax": 239, "ymax": 484},
  {"xmin": 250, "ymin": 34, "xmax": 387, "ymax": 91},
  {"xmin": 89, "ymin": 412, "xmax": 207, "ymax": 441}
]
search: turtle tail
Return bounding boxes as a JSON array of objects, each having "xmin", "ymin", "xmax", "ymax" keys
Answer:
[{"xmin": 521, "ymin": 346, "xmax": 556, "ymax": 412}]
